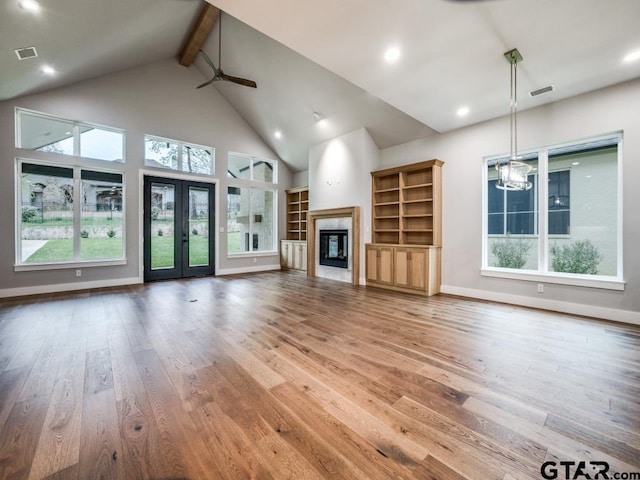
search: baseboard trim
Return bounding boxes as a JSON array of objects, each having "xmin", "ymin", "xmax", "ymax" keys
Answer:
[
  {"xmin": 440, "ymin": 284, "xmax": 640, "ymax": 326},
  {"xmin": 216, "ymin": 265, "xmax": 282, "ymax": 276},
  {"xmin": 0, "ymin": 276, "xmax": 143, "ymax": 299}
]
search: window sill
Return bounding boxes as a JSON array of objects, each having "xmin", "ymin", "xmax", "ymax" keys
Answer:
[
  {"xmin": 14, "ymin": 259, "xmax": 127, "ymax": 272},
  {"xmin": 481, "ymin": 268, "xmax": 625, "ymax": 291}
]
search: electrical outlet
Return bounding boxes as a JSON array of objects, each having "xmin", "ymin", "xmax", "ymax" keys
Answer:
[
  {"xmin": 537, "ymin": 283, "xmax": 544, "ymax": 293},
  {"xmin": 76, "ymin": 269, "xmax": 82, "ymax": 277}
]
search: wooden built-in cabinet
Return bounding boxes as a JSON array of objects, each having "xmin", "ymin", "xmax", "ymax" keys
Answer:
[
  {"xmin": 280, "ymin": 240, "xmax": 307, "ymax": 271},
  {"xmin": 286, "ymin": 186, "xmax": 308, "ymax": 241},
  {"xmin": 367, "ymin": 160, "xmax": 443, "ymax": 296},
  {"xmin": 282, "ymin": 186, "xmax": 308, "ymax": 271}
]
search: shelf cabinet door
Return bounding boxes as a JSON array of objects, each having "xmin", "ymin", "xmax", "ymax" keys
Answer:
[
  {"xmin": 293, "ymin": 242, "xmax": 307, "ymax": 270},
  {"xmin": 286, "ymin": 241, "xmax": 295, "ymax": 268},
  {"xmin": 394, "ymin": 247, "xmax": 428, "ymax": 291},
  {"xmin": 366, "ymin": 245, "xmax": 394, "ymax": 285}
]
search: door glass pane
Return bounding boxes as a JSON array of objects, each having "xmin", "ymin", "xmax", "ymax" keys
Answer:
[
  {"xmin": 188, "ymin": 187, "xmax": 209, "ymax": 267},
  {"xmin": 150, "ymin": 183, "xmax": 175, "ymax": 269},
  {"xmin": 80, "ymin": 171, "xmax": 124, "ymax": 260}
]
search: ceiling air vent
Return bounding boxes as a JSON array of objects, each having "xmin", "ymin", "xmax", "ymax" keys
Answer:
[
  {"xmin": 15, "ymin": 46, "xmax": 38, "ymax": 60},
  {"xmin": 529, "ymin": 85, "xmax": 554, "ymax": 97}
]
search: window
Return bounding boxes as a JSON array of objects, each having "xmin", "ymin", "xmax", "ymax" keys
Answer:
[
  {"xmin": 488, "ymin": 166, "xmax": 538, "ymax": 235},
  {"xmin": 227, "ymin": 152, "xmax": 277, "ymax": 183},
  {"xmin": 483, "ymin": 134, "xmax": 622, "ymax": 287},
  {"xmin": 18, "ymin": 161, "xmax": 124, "ymax": 266},
  {"xmin": 226, "ymin": 186, "xmax": 276, "ymax": 254},
  {"xmin": 144, "ymin": 135, "xmax": 213, "ymax": 175},
  {"xmin": 16, "ymin": 108, "xmax": 124, "ymax": 162}
]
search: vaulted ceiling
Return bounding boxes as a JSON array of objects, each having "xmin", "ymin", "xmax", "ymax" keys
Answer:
[{"xmin": 2, "ymin": 0, "xmax": 640, "ymax": 173}]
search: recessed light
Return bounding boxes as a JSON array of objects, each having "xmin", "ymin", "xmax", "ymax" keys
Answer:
[
  {"xmin": 456, "ymin": 106, "xmax": 469, "ymax": 117},
  {"xmin": 41, "ymin": 65, "xmax": 56, "ymax": 75},
  {"xmin": 274, "ymin": 130, "xmax": 282, "ymax": 139},
  {"xmin": 19, "ymin": 0, "xmax": 40, "ymax": 12},
  {"xmin": 623, "ymin": 50, "xmax": 640, "ymax": 63},
  {"xmin": 384, "ymin": 47, "xmax": 401, "ymax": 63},
  {"xmin": 572, "ymin": 162, "xmax": 580, "ymax": 166}
]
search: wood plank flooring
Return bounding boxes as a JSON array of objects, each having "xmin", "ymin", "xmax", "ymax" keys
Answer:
[{"xmin": 1, "ymin": 271, "xmax": 639, "ymax": 479}]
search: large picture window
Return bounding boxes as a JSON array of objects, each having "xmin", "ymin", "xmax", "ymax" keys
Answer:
[
  {"xmin": 16, "ymin": 108, "xmax": 124, "ymax": 162},
  {"xmin": 483, "ymin": 134, "xmax": 622, "ymax": 286},
  {"xmin": 18, "ymin": 161, "xmax": 124, "ymax": 266},
  {"xmin": 226, "ymin": 186, "xmax": 276, "ymax": 254},
  {"xmin": 144, "ymin": 135, "xmax": 214, "ymax": 175}
]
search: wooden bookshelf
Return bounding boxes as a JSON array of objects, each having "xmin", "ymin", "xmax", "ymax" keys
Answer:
[
  {"xmin": 368, "ymin": 160, "xmax": 443, "ymax": 296},
  {"xmin": 371, "ymin": 160, "xmax": 442, "ymax": 246},
  {"xmin": 285, "ymin": 186, "xmax": 308, "ymax": 241}
]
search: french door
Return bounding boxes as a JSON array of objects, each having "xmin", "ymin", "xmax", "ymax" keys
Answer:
[{"xmin": 143, "ymin": 176, "xmax": 215, "ymax": 281}]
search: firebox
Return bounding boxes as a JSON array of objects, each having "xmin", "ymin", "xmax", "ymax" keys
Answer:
[{"xmin": 319, "ymin": 229, "xmax": 348, "ymax": 268}]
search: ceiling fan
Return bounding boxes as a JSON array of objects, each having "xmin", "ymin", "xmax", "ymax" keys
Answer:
[{"xmin": 196, "ymin": 13, "xmax": 257, "ymax": 89}]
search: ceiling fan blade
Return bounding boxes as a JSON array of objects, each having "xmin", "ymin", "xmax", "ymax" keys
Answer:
[
  {"xmin": 196, "ymin": 77, "xmax": 216, "ymax": 89},
  {"xmin": 219, "ymin": 73, "xmax": 257, "ymax": 88},
  {"xmin": 198, "ymin": 49, "xmax": 218, "ymax": 71}
]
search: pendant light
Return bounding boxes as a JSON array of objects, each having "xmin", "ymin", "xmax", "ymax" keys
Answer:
[{"xmin": 496, "ymin": 48, "xmax": 532, "ymax": 191}]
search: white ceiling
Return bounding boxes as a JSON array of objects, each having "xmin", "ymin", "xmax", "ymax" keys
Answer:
[{"xmin": 2, "ymin": 0, "xmax": 640, "ymax": 173}]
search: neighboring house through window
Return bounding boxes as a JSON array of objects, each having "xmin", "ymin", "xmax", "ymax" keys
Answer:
[{"xmin": 483, "ymin": 134, "xmax": 622, "ymax": 287}]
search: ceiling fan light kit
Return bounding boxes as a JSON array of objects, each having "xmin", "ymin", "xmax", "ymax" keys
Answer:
[{"xmin": 496, "ymin": 47, "xmax": 532, "ymax": 191}]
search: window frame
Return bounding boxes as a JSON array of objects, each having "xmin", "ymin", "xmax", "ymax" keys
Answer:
[
  {"xmin": 227, "ymin": 151, "xmax": 278, "ymax": 184},
  {"xmin": 144, "ymin": 134, "xmax": 214, "ymax": 176},
  {"xmin": 15, "ymin": 158, "xmax": 127, "ymax": 271},
  {"xmin": 226, "ymin": 185, "xmax": 278, "ymax": 257},
  {"xmin": 16, "ymin": 107, "xmax": 125, "ymax": 163},
  {"xmin": 481, "ymin": 133, "xmax": 624, "ymax": 290}
]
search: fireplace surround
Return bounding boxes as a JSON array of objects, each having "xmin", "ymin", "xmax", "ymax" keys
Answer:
[{"xmin": 307, "ymin": 206, "xmax": 360, "ymax": 285}]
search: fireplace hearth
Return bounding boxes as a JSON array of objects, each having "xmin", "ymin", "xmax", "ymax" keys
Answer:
[{"xmin": 319, "ymin": 229, "xmax": 348, "ymax": 268}]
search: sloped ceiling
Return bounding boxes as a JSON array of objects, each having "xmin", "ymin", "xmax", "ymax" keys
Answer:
[
  {"xmin": 203, "ymin": 0, "xmax": 640, "ymax": 170},
  {"xmin": 194, "ymin": 13, "xmax": 436, "ymax": 169},
  {"xmin": 2, "ymin": 0, "xmax": 640, "ymax": 173}
]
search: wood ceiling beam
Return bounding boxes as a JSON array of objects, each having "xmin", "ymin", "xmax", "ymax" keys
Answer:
[{"xmin": 179, "ymin": 2, "xmax": 220, "ymax": 67}]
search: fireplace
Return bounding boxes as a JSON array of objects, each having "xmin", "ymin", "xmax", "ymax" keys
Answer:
[{"xmin": 319, "ymin": 229, "xmax": 348, "ymax": 268}]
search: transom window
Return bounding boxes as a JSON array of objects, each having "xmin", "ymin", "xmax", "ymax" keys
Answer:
[
  {"xmin": 227, "ymin": 152, "xmax": 277, "ymax": 183},
  {"xmin": 16, "ymin": 108, "xmax": 124, "ymax": 162},
  {"xmin": 144, "ymin": 135, "xmax": 214, "ymax": 175}
]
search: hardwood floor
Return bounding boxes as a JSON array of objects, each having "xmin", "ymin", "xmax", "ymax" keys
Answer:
[{"xmin": 1, "ymin": 271, "xmax": 639, "ymax": 479}]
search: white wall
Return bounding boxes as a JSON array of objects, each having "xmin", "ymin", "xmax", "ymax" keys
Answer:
[
  {"xmin": 292, "ymin": 170, "xmax": 309, "ymax": 188},
  {"xmin": 309, "ymin": 128, "xmax": 379, "ymax": 282},
  {"xmin": 380, "ymin": 78, "xmax": 640, "ymax": 323},
  {"xmin": 0, "ymin": 59, "xmax": 291, "ymax": 296}
]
